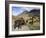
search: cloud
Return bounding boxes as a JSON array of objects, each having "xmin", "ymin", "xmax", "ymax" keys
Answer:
[
  {"xmin": 12, "ymin": 10, "xmax": 24, "ymax": 16},
  {"xmin": 12, "ymin": 7, "xmax": 24, "ymax": 16}
]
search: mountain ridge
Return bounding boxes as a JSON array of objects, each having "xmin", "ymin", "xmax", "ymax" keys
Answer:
[{"xmin": 18, "ymin": 9, "xmax": 40, "ymax": 16}]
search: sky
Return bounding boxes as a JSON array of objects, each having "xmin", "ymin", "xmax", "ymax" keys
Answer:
[{"xmin": 12, "ymin": 7, "xmax": 39, "ymax": 16}]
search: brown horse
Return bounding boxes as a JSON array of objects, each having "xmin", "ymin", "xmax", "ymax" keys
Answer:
[{"xmin": 14, "ymin": 18, "xmax": 26, "ymax": 29}]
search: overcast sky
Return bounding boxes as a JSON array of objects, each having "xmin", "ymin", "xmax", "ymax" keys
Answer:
[{"xmin": 12, "ymin": 7, "xmax": 39, "ymax": 16}]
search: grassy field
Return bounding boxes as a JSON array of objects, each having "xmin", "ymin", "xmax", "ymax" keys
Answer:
[{"xmin": 12, "ymin": 13, "xmax": 40, "ymax": 31}]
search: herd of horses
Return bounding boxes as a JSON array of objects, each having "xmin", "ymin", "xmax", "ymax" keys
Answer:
[{"xmin": 13, "ymin": 16, "xmax": 40, "ymax": 29}]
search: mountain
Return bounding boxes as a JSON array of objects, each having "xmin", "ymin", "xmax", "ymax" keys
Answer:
[
  {"xmin": 18, "ymin": 10, "xmax": 29, "ymax": 16},
  {"xmin": 18, "ymin": 9, "xmax": 40, "ymax": 16},
  {"xmin": 29, "ymin": 9, "xmax": 40, "ymax": 16}
]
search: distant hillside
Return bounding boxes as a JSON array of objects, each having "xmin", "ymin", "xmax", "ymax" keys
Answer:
[
  {"xmin": 18, "ymin": 9, "xmax": 40, "ymax": 16},
  {"xmin": 12, "ymin": 15, "xmax": 16, "ymax": 19},
  {"xmin": 29, "ymin": 9, "xmax": 40, "ymax": 16},
  {"xmin": 12, "ymin": 9, "xmax": 40, "ymax": 21}
]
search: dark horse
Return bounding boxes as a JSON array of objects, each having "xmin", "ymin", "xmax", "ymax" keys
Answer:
[{"xmin": 14, "ymin": 18, "xmax": 25, "ymax": 29}]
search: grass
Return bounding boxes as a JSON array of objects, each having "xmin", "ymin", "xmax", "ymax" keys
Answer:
[{"xmin": 27, "ymin": 22, "xmax": 40, "ymax": 30}]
